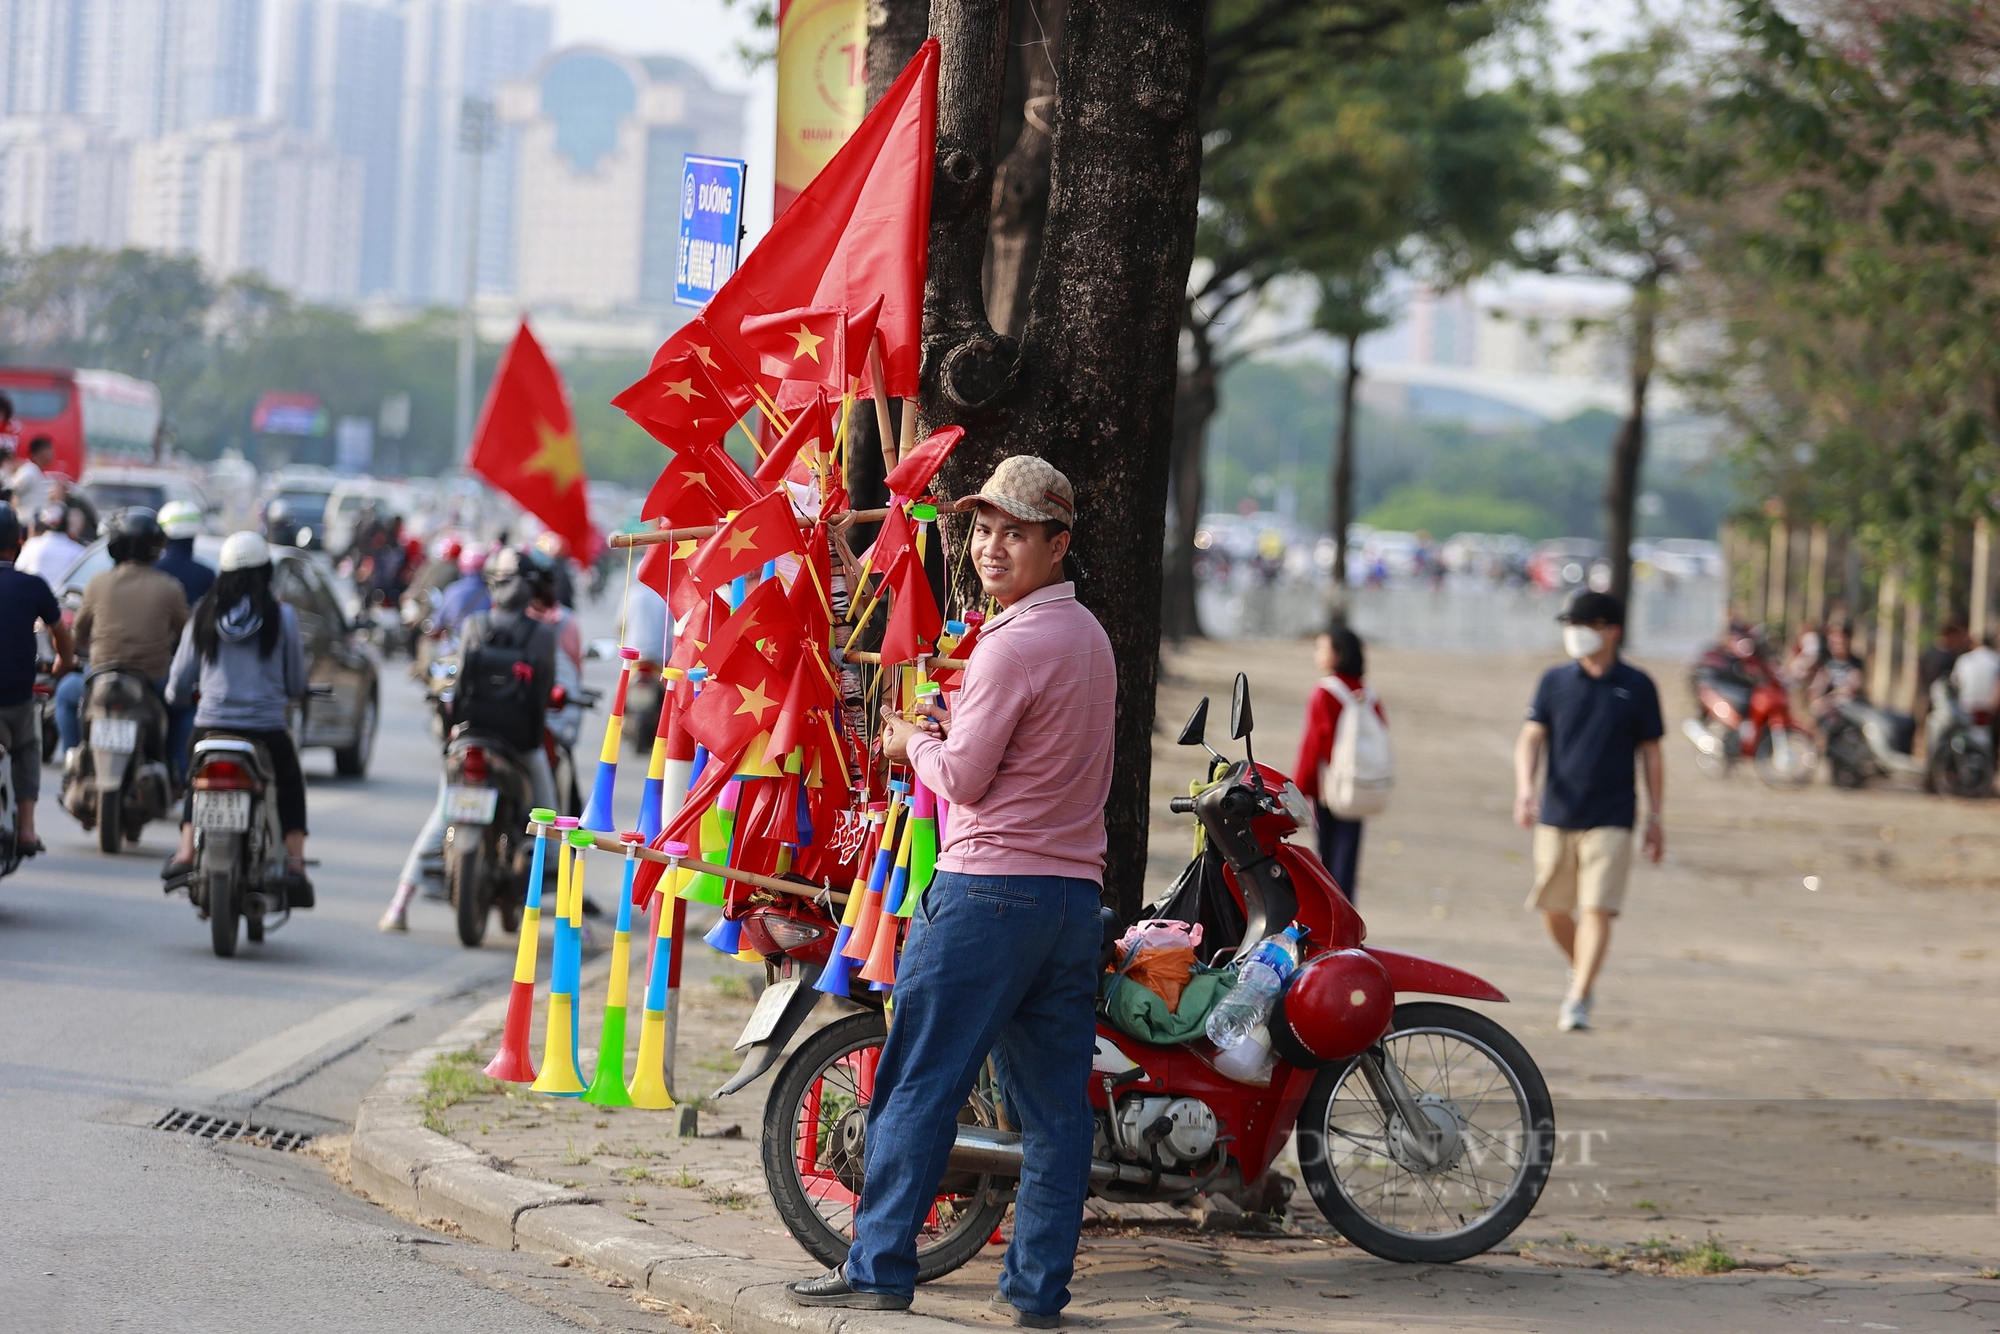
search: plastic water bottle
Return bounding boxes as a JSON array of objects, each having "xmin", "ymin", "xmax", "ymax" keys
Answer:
[
  {"xmin": 1212, "ymin": 1023, "xmax": 1274, "ymax": 1082},
  {"xmin": 1206, "ymin": 927, "xmax": 1302, "ymax": 1050}
]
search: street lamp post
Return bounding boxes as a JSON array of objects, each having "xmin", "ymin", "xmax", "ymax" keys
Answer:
[{"xmin": 455, "ymin": 96, "xmax": 500, "ymax": 463}]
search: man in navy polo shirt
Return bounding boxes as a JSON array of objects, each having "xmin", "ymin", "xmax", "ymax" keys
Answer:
[
  {"xmin": 1512, "ymin": 590, "xmax": 1663, "ymax": 1032},
  {"xmin": 0, "ymin": 503, "xmax": 74, "ymax": 853}
]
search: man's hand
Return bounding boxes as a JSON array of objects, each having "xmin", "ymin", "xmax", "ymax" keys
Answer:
[
  {"xmin": 1642, "ymin": 815, "xmax": 1665, "ymax": 864},
  {"xmin": 879, "ymin": 707, "xmax": 922, "ymax": 763},
  {"xmin": 915, "ymin": 697, "xmax": 950, "ymax": 739},
  {"xmin": 1512, "ymin": 791, "xmax": 1539, "ymax": 830}
]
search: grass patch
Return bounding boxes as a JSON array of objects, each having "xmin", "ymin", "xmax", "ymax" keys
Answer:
[
  {"xmin": 668, "ymin": 1167, "xmax": 705, "ymax": 1189},
  {"xmin": 703, "ymin": 1185, "xmax": 753, "ymax": 1210},
  {"xmin": 1634, "ymin": 1233, "xmax": 1737, "ymax": 1275},
  {"xmin": 559, "ymin": 1141, "xmax": 592, "ymax": 1166},
  {"xmin": 710, "ymin": 974, "xmax": 751, "ymax": 1001},
  {"xmin": 1633, "ymin": 1199, "xmax": 1660, "ymax": 1211},
  {"xmin": 625, "ymin": 1192, "xmax": 647, "ymax": 1206},
  {"xmin": 417, "ymin": 1048, "xmax": 503, "ymax": 1133},
  {"xmin": 1980, "ymin": 1267, "xmax": 2000, "ymax": 1280},
  {"xmin": 616, "ymin": 1166, "xmax": 651, "ymax": 1181}
]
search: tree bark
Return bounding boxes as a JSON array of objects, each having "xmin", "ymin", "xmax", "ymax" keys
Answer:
[
  {"xmin": 983, "ymin": 0, "xmax": 1065, "ymax": 339},
  {"xmin": 1604, "ymin": 278, "xmax": 1657, "ymax": 611},
  {"xmin": 1330, "ymin": 330, "xmax": 1361, "ymax": 598},
  {"xmin": 1161, "ymin": 310, "xmax": 1215, "ymax": 642},
  {"xmin": 919, "ymin": 0, "xmax": 1208, "ymax": 920},
  {"xmin": 868, "ymin": 0, "xmax": 933, "ymax": 105}
]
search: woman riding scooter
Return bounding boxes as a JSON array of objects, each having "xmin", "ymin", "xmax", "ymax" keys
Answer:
[{"xmin": 161, "ymin": 533, "xmax": 311, "ymax": 899}]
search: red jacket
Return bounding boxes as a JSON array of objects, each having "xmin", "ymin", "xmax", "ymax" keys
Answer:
[{"xmin": 1294, "ymin": 673, "xmax": 1386, "ymax": 803}]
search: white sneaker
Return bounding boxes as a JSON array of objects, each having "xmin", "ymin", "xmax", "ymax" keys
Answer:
[
  {"xmin": 378, "ymin": 907, "xmax": 408, "ymax": 933},
  {"xmin": 1557, "ymin": 994, "xmax": 1592, "ymax": 1031}
]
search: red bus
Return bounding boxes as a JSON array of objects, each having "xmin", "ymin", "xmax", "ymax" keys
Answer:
[{"xmin": 0, "ymin": 367, "xmax": 164, "ymax": 484}]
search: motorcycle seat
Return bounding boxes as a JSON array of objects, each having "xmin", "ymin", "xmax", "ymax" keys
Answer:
[{"xmin": 193, "ymin": 735, "xmax": 274, "ymax": 781}]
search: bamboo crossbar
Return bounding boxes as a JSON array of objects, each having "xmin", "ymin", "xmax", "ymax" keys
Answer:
[
  {"xmin": 608, "ymin": 507, "xmax": 891, "ymax": 549},
  {"xmin": 545, "ymin": 827, "xmax": 848, "ymax": 905},
  {"xmin": 842, "ymin": 651, "xmax": 970, "ymax": 671}
]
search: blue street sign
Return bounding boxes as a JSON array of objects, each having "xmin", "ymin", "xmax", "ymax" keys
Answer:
[{"xmin": 675, "ymin": 154, "xmax": 747, "ymax": 308}]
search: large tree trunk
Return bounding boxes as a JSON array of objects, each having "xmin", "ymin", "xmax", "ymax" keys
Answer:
[
  {"xmin": 1161, "ymin": 311, "xmax": 1215, "ymax": 641},
  {"xmin": 1330, "ymin": 330, "xmax": 1360, "ymax": 596},
  {"xmin": 915, "ymin": 0, "xmax": 1208, "ymax": 921},
  {"xmin": 983, "ymin": 0, "xmax": 1065, "ymax": 339},
  {"xmin": 1605, "ymin": 279, "xmax": 1657, "ymax": 611}
]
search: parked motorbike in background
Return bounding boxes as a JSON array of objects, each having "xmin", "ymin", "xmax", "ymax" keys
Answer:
[
  {"xmin": 725, "ymin": 673, "xmax": 1553, "ymax": 1282},
  {"xmin": 61, "ymin": 668, "xmax": 177, "ymax": 853},
  {"xmin": 1822, "ymin": 677, "xmax": 1995, "ymax": 796},
  {"xmin": 1686, "ymin": 630, "xmax": 1818, "ymax": 787}
]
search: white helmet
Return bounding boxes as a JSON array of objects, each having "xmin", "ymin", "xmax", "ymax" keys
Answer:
[
  {"xmin": 158, "ymin": 500, "xmax": 202, "ymax": 539},
  {"xmin": 219, "ymin": 531, "xmax": 271, "ymax": 572}
]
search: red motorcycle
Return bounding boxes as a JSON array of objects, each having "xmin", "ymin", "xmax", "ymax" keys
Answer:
[
  {"xmin": 724, "ymin": 673, "xmax": 1553, "ymax": 1278},
  {"xmin": 1685, "ymin": 629, "xmax": 1818, "ymax": 787}
]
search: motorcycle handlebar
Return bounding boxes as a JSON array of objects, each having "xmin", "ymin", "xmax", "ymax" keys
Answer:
[{"xmin": 1169, "ymin": 796, "xmax": 1196, "ymax": 814}]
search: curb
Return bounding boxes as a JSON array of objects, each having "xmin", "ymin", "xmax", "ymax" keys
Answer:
[{"xmin": 347, "ymin": 985, "xmax": 962, "ymax": 1334}]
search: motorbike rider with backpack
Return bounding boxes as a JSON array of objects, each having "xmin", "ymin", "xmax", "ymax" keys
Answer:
[
  {"xmin": 380, "ymin": 545, "xmax": 558, "ymax": 932},
  {"xmin": 161, "ymin": 533, "xmax": 311, "ymax": 900},
  {"xmin": 56, "ymin": 510, "xmax": 191, "ymax": 774},
  {"xmin": 1292, "ymin": 622, "xmax": 1390, "ymax": 902}
]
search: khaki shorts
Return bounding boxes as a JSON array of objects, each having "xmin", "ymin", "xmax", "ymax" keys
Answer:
[{"xmin": 1527, "ymin": 825, "xmax": 1632, "ymax": 915}]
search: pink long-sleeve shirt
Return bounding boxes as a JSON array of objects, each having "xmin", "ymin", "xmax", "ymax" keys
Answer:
[{"xmin": 906, "ymin": 581, "xmax": 1117, "ymax": 883}]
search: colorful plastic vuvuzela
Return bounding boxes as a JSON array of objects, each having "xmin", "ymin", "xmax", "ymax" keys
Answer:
[
  {"xmin": 628, "ymin": 840, "xmax": 687, "ymax": 1109},
  {"xmin": 584, "ymin": 832, "xmax": 646, "ymax": 1106},
  {"xmin": 531, "ymin": 818, "xmax": 588, "ymax": 1095},
  {"xmin": 582, "ymin": 647, "xmax": 640, "ymax": 833},
  {"xmin": 485, "ymin": 808, "xmax": 560, "ymax": 1082},
  {"xmin": 815, "ymin": 802, "xmax": 886, "ymax": 997}
]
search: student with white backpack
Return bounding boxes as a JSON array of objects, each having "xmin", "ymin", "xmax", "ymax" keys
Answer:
[{"xmin": 1293, "ymin": 623, "xmax": 1392, "ymax": 902}]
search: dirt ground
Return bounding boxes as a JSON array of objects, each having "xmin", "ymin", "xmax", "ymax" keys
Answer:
[{"xmin": 433, "ymin": 640, "xmax": 2000, "ymax": 1332}]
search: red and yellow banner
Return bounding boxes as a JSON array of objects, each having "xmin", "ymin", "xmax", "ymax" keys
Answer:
[{"xmin": 774, "ymin": 0, "xmax": 868, "ymax": 218}]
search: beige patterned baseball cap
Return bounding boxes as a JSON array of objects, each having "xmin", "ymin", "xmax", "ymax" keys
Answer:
[{"xmin": 954, "ymin": 454, "xmax": 1076, "ymax": 526}]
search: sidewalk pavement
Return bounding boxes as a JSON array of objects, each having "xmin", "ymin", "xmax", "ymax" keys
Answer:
[{"xmin": 341, "ymin": 644, "xmax": 2000, "ymax": 1332}]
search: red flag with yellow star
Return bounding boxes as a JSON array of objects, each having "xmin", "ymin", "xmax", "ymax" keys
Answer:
[
  {"xmin": 468, "ymin": 321, "xmax": 603, "ymax": 561},
  {"xmin": 684, "ymin": 639, "xmax": 789, "ymax": 761},
  {"xmin": 641, "ymin": 439, "xmax": 761, "ymax": 527},
  {"xmin": 670, "ymin": 489, "xmax": 805, "ymax": 618},
  {"xmin": 613, "ymin": 343, "xmax": 758, "ymax": 443},
  {"xmin": 739, "ymin": 307, "xmax": 846, "ymax": 389}
]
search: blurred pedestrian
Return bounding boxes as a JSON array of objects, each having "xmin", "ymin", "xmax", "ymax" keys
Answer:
[
  {"xmin": 1806, "ymin": 619, "xmax": 1867, "ymax": 721},
  {"xmin": 16, "ymin": 504, "xmax": 83, "ymax": 590},
  {"xmin": 1951, "ymin": 630, "xmax": 2000, "ymax": 742},
  {"xmin": 7, "ymin": 435, "xmax": 54, "ymax": 520},
  {"xmin": 1513, "ymin": 590, "xmax": 1664, "ymax": 1032},
  {"xmin": 1293, "ymin": 621, "xmax": 1387, "ymax": 902},
  {"xmin": 155, "ymin": 501, "xmax": 215, "ymax": 606},
  {"xmin": 1914, "ymin": 617, "xmax": 1970, "ymax": 746}
]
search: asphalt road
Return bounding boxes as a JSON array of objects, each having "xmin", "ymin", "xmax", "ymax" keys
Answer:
[{"xmin": 0, "ymin": 603, "xmax": 665, "ymax": 1333}]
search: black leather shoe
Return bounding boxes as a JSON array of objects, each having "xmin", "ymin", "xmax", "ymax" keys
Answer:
[
  {"xmin": 993, "ymin": 1293, "xmax": 1062, "ymax": 1328},
  {"xmin": 785, "ymin": 1267, "xmax": 910, "ymax": 1310}
]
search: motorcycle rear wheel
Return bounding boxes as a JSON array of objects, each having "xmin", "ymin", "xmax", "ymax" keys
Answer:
[
  {"xmin": 1754, "ymin": 726, "xmax": 1818, "ymax": 788},
  {"xmin": 448, "ymin": 829, "xmax": 489, "ymax": 949},
  {"xmin": 1929, "ymin": 735, "xmax": 1994, "ymax": 798},
  {"xmin": 761, "ymin": 1011, "xmax": 1009, "ymax": 1283},
  {"xmin": 97, "ymin": 791, "xmax": 121, "ymax": 854},
  {"xmin": 208, "ymin": 870, "xmax": 239, "ymax": 957},
  {"xmin": 1299, "ymin": 1002, "xmax": 1554, "ymax": 1264}
]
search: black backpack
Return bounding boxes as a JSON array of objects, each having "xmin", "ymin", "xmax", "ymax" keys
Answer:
[{"xmin": 453, "ymin": 614, "xmax": 548, "ymax": 752}]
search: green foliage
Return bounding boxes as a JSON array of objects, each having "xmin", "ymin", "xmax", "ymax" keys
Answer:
[
  {"xmin": 0, "ymin": 246, "xmax": 669, "ymax": 489},
  {"xmin": 416, "ymin": 1047, "xmax": 503, "ymax": 1133},
  {"xmin": 1205, "ymin": 358, "xmax": 1732, "ymax": 539}
]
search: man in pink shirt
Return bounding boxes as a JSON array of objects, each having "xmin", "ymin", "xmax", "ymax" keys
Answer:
[{"xmin": 789, "ymin": 456, "xmax": 1115, "ymax": 1327}]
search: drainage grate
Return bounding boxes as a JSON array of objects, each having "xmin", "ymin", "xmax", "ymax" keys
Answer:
[{"xmin": 151, "ymin": 1108, "xmax": 316, "ymax": 1153}]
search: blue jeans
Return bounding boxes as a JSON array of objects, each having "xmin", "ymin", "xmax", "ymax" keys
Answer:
[
  {"xmin": 56, "ymin": 671, "xmax": 194, "ymax": 781},
  {"xmin": 844, "ymin": 871, "xmax": 1101, "ymax": 1315},
  {"xmin": 1314, "ymin": 803, "xmax": 1363, "ymax": 903}
]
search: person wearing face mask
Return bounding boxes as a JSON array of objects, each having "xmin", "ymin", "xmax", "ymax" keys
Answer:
[{"xmin": 1512, "ymin": 590, "xmax": 1664, "ymax": 1032}]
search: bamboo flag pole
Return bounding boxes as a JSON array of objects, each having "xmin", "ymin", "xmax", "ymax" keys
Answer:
[
  {"xmin": 842, "ymin": 651, "xmax": 969, "ymax": 671},
  {"xmin": 867, "ymin": 333, "xmax": 897, "ymax": 478},
  {"xmin": 608, "ymin": 507, "xmax": 891, "ymax": 549},
  {"xmin": 898, "ymin": 393, "xmax": 917, "ymax": 461}
]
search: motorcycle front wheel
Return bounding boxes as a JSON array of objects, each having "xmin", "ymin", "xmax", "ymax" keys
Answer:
[
  {"xmin": 760, "ymin": 1011, "xmax": 1009, "ymax": 1283},
  {"xmin": 1929, "ymin": 734, "xmax": 1994, "ymax": 798},
  {"xmin": 1754, "ymin": 725, "xmax": 1818, "ymax": 788},
  {"xmin": 1299, "ymin": 1002, "xmax": 1554, "ymax": 1264}
]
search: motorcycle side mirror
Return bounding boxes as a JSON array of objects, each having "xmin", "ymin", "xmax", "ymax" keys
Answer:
[
  {"xmin": 1230, "ymin": 672, "xmax": 1254, "ymax": 740},
  {"xmin": 1177, "ymin": 698, "xmax": 1209, "ymax": 747}
]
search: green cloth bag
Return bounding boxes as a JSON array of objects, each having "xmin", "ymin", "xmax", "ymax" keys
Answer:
[{"xmin": 1101, "ymin": 965, "xmax": 1236, "ymax": 1046}]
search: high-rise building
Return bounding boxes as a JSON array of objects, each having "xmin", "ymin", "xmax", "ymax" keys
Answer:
[
  {"xmin": 129, "ymin": 119, "xmax": 360, "ymax": 299},
  {"xmin": 496, "ymin": 48, "xmax": 745, "ymax": 310},
  {"xmin": 392, "ymin": 0, "xmax": 550, "ymax": 305},
  {"xmin": 0, "ymin": 0, "xmax": 258, "ymax": 136},
  {"xmin": 0, "ymin": 115, "xmax": 128, "ymax": 248},
  {"xmin": 271, "ymin": 0, "xmax": 404, "ymax": 293}
]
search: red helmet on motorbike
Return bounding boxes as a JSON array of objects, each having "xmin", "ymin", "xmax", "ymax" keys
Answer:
[{"xmin": 1269, "ymin": 948, "xmax": 1394, "ymax": 1068}]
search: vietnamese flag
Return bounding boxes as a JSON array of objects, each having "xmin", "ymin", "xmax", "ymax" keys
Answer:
[
  {"xmin": 671, "ymin": 490, "xmax": 806, "ymax": 618},
  {"xmin": 844, "ymin": 295, "xmax": 883, "ymax": 386},
  {"xmin": 684, "ymin": 640, "xmax": 789, "ymax": 761},
  {"xmin": 884, "ymin": 425, "xmax": 964, "ymax": 498},
  {"xmin": 635, "ymin": 532, "xmax": 699, "ymax": 606},
  {"xmin": 468, "ymin": 322, "xmax": 603, "ymax": 562},
  {"xmin": 878, "ymin": 543, "xmax": 943, "ymax": 664},
  {"xmin": 754, "ymin": 389, "xmax": 833, "ymax": 487},
  {"xmin": 741, "ymin": 307, "xmax": 846, "ymax": 389},
  {"xmin": 700, "ymin": 574, "xmax": 802, "ymax": 671},
  {"xmin": 642, "ymin": 440, "xmax": 761, "ymax": 527},
  {"xmin": 614, "ymin": 345, "xmax": 757, "ymax": 443}
]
